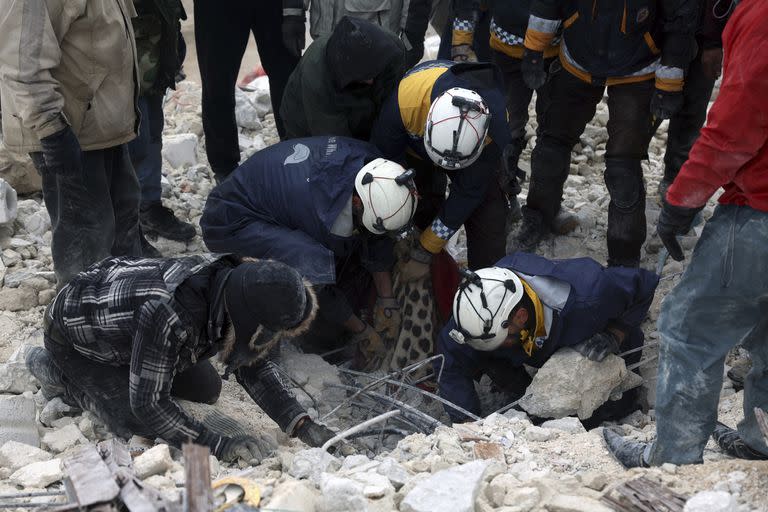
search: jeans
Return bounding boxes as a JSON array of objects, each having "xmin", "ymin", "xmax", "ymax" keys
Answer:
[
  {"xmin": 128, "ymin": 94, "xmax": 164, "ymax": 203},
  {"xmin": 527, "ymin": 68, "xmax": 655, "ymax": 265},
  {"xmin": 650, "ymin": 205, "xmax": 768, "ymax": 464},
  {"xmin": 31, "ymin": 145, "xmax": 142, "ymax": 286},
  {"xmin": 194, "ymin": 0, "xmax": 300, "ymax": 178}
]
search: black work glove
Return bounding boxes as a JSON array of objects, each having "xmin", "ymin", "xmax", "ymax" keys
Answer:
[
  {"xmin": 217, "ymin": 433, "xmax": 278, "ymax": 463},
  {"xmin": 39, "ymin": 125, "xmax": 82, "ymax": 177},
  {"xmin": 656, "ymin": 198, "xmax": 703, "ymax": 261},
  {"xmin": 521, "ymin": 49, "xmax": 548, "ymax": 90},
  {"xmin": 294, "ymin": 418, "xmax": 336, "ymax": 449},
  {"xmin": 650, "ymin": 89, "xmax": 684, "ymax": 120},
  {"xmin": 282, "ymin": 15, "xmax": 306, "ymax": 57},
  {"xmin": 574, "ymin": 331, "xmax": 621, "ymax": 362}
]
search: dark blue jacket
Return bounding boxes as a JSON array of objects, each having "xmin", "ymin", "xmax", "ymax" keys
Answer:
[
  {"xmin": 201, "ymin": 136, "xmax": 394, "ymax": 285},
  {"xmin": 436, "ymin": 252, "xmax": 659, "ymax": 420},
  {"xmin": 370, "ymin": 60, "xmax": 509, "ymax": 235}
]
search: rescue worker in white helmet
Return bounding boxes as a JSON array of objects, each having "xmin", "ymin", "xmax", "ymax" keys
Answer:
[
  {"xmin": 370, "ymin": 60, "xmax": 516, "ymax": 275},
  {"xmin": 201, "ymin": 136, "xmax": 417, "ymax": 369},
  {"xmin": 435, "ymin": 251, "xmax": 658, "ymax": 426}
]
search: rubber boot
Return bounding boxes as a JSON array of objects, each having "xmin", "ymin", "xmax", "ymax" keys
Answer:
[
  {"xmin": 140, "ymin": 201, "xmax": 196, "ymax": 241},
  {"xmin": 712, "ymin": 422, "xmax": 768, "ymax": 460},
  {"xmin": 26, "ymin": 347, "xmax": 66, "ymax": 400},
  {"xmin": 603, "ymin": 428, "xmax": 649, "ymax": 468},
  {"xmin": 513, "ymin": 206, "xmax": 548, "ymax": 253}
]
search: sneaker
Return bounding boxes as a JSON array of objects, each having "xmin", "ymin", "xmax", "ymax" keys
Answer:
[
  {"xmin": 26, "ymin": 347, "xmax": 66, "ymax": 400},
  {"xmin": 140, "ymin": 201, "xmax": 196, "ymax": 241},
  {"xmin": 513, "ymin": 207, "xmax": 548, "ymax": 253},
  {"xmin": 712, "ymin": 422, "xmax": 768, "ymax": 460}
]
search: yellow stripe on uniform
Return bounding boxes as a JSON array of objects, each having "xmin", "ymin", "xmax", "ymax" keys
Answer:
[
  {"xmin": 397, "ymin": 66, "xmax": 450, "ymax": 136},
  {"xmin": 490, "ymin": 33, "xmax": 559, "ymax": 59},
  {"xmin": 452, "ymin": 29, "xmax": 474, "ymax": 46},
  {"xmin": 524, "ymin": 29, "xmax": 555, "ymax": 52},
  {"xmin": 420, "ymin": 227, "xmax": 448, "ymax": 254}
]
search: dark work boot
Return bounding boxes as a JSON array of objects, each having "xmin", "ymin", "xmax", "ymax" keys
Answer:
[
  {"xmin": 140, "ymin": 201, "xmax": 196, "ymax": 241},
  {"xmin": 603, "ymin": 428, "xmax": 649, "ymax": 468},
  {"xmin": 712, "ymin": 422, "xmax": 768, "ymax": 460},
  {"xmin": 513, "ymin": 206, "xmax": 548, "ymax": 253},
  {"xmin": 26, "ymin": 347, "xmax": 66, "ymax": 400}
]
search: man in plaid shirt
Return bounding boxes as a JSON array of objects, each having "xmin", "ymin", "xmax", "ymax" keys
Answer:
[{"xmin": 27, "ymin": 254, "xmax": 333, "ymax": 462}]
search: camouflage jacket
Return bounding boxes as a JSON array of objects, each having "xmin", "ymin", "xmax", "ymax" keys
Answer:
[{"xmin": 133, "ymin": 0, "xmax": 186, "ymax": 96}]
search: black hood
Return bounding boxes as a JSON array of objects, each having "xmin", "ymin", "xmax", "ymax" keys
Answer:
[{"xmin": 326, "ymin": 16, "xmax": 405, "ymax": 90}]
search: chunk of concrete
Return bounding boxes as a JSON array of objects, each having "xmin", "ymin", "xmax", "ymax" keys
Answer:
[
  {"xmin": 133, "ymin": 444, "xmax": 174, "ymax": 479},
  {"xmin": 0, "ymin": 178, "xmax": 18, "ymax": 224},
  {"xmin": 400, "ymin": 460, "xmax": 490, "ymax": 512},
  {"xmin": 42, "ymin": 424, "xmax": 87, "ymax": 453},
  {"xmin": 10, "ymin": 458, "xmax": 63, "ymax": 488},
  {"xmin": 0, "ymin": 287, "xmax": 38, "ymax": 311},
  {"xmin": 376, "ymin": 457, "xmax": 410, "ymax": 490},
  {"xmin": 520, "ymin": 348, "xmax": 629, "ymax": 419},
  {"xmin": 268, "ymin": 480, "xmax": 318, "ymax": 512},
  {"xmin": 541, "ymin": 417, "xmax": 586, "ymax": 434},
  {"xmin": 683, "ymin": 491, "xmax": 737, "ymax": 512},
  {"xmin": 0, "ymin": 394, "xmax": 39, "ymax": 447},
  {"xmin": 234, "ymin": 88, "xmax": 264, "ymax": 130},
  {"xmin": 316, "ymin": 474, "xmax": 368, "ymax": 512},
  {"xmin": 0, "ymin": 144, "xmax": 42, "ymax": 194},
  {"xmin": 0, "ymin": 361, "xmax": 37, "ymax": 394},
  {"xmin": 288, "ymin": 448, "xmax": 341, "ymax": 484},
  {"xmin": 162, "ymin": 134, "xmax": 198, "ymax": 169},
  {"xmin": 0, "ymin": 440, "xmax": 53, "ymax": 471},
  {"xmin": 545, "ymin": 494, "xmax": 614, "ymax": 512},
  {"xmin": 525, "ymin": 426, "xmax": 557, "ymax": 442}
]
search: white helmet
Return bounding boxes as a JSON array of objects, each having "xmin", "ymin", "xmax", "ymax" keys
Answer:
[
  {"xmin": 424, "ymin": 87, "xmax": 491, "ymax": 170},
  {"xmin": 449, "ymin": 267, "xmax": 524, "ymax": 351},
  {"xmin": 354, "ymin": 158, "xmax": 418, "ymax": 235}
]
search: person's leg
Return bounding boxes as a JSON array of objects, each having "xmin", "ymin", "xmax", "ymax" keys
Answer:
[
  {"xmin": 194, "ymin": 0, "xmax": 251, "ymax": 180},
  {"xmin": 107, "ymin": 146, "xmax": 143, "ymax": 258},
  {"xmin": 649, "ymin": 205, "xmax": 768, "ymax": 465},
  {"xmin": 31, "ymin": 150, "xmax": 116, "ymax": 286},
  {"xmin": 660, "ymin": 50, "xmax": 716, "ymax": 193},
  {"xmin": 604, "ymin": 80, "xmax": 655, "ymax": 267},
  {"xmin": 464, "ymin": 179, "xmax": 507, "ymax": 269},
  {"xmin": 491, "ymin": 50, "xmax": 533, "ymax": 164},
  {"xmin": 128, "ymin": 95, "xmax": 163, "ymax": 204},
  {"xmin": 171, "ymin": 359, "xmax": 223, "ymax": 405},
  {"xmin": 251, "ymin": 0, "xmax": 301, "ymax": 139}
]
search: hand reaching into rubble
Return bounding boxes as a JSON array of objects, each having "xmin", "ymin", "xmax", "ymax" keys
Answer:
[
  {"xmin": 217, "ymin": 433, "xmax": 278, "ymax": 463},
  {"xmin": 294, "ymin": 417, "xmax": 336, "ymax": 449},
  {"xmin": 573, "ymin": 331, "xmax": 621, "ymax": 362},
  {"xmin": 351, "ymin": 323, "xmax": 387, "ymax": 371},
  {"xmin": 374, "ymin": 296, "xmax": 401, "ymax": 341},
  {"xmin": 398, "ymin": 243, "xmax": 432, "ymax": 283}
]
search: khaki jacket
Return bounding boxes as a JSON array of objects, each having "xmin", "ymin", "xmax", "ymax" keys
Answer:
[{"xmin": 0, "ymin": 0, "xmax": 140, "ymax": 153}]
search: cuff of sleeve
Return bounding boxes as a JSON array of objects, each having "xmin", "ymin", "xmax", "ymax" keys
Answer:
[
  {"xmin": 287, "ymin": 414, "xmax": 309, "ymax": 437},
  {"xmin": 420, "ymin": 228, "xmax": 448, "ymax": 254},
  {"xmin": 655, "ymin": 66, "xmax": 684, "ymax": 92},
  {"xmin": 282, "ymin": 8, "xmax": 304, "ymax": 17},
  {"xmin": 36, "ymin": 115, "xmax": 69, "ymax": 140},
  {"xmin": 524, "ymin": 30, "xmax": 554, "ymax": 53},
  {"xmin": 452, "ymin": 29, "xmax": 474, "ymax": 46}
]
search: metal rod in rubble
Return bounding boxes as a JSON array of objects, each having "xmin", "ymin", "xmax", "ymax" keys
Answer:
[
  {"xmin": 350, "ymin": 400, "xmax": 428, "ymax": 432},
  {"xmin": 339, "ymin": 367, "xmax": 482, "ymax": 421},
  {"xmin": 627, "ymin": 354, "xmax": 659, "ymax": 371},
  {"xmin": 321, "ymin": 410, "xmax": 401, "ymax": 452},
  {"xmin": 616, "ymin": 341, "xmax": 660, "ymax": 358}
]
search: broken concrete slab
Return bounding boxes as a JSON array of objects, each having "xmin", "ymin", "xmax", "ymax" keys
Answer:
[
  {"xmin": 0, "ymin": 394, "xmax": 39, "ymax": 447},
  {"xmin": 162, "ymin": 133, "xmax": 198, "ymax": 169},
  {"xmin": 541, "ymin": 417, "xmax": 586, "ymax": 434},
  {"xmin": 316, "ymin": 474, "xmax": 368, "ymax": 512},
  {"xmin": 10, "ymin": 458, "xmax": 62, "ymax": 488},
  {"xmin": 520, "ymin": 348, "xmax": 629, "ymax": 419},
  {"xmin": 683, "ymin": 491, "xmax": 737, "ymax": 512},
  {"xmin": 268, "ymin": 480, "xmax": 318, "ymax": 512},
  {"xmin": 0, "ymin": 440, "xmax": 53, "ymax": 471},
  {"xmin": 400, "ymin": 460, "xmax": 490, "ymax": 512},
  {"xmin": 133, "ymin": 443, "xmax": 174, "ymax": 479},
  {"xmin": 42, "ymin": 423, "xmax": 87, "ymax": 453},
  {"xmin": 288, "ymin": 448, "xmax": 341, "ymax": 484}
]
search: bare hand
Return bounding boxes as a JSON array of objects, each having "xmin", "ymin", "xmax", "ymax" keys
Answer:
[{"xmin": 701, "ymin": 48, "xmax": 723, "ymax": 80}]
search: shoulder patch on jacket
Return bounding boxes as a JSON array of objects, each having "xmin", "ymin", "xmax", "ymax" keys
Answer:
[{"xmin": 284, "ymin": 143, "xmax": 310, "ymax": 164}]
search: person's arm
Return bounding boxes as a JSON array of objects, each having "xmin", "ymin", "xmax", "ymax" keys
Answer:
[
  {"xmin": 400, "ymin": 0, "xmax": 432, "ymax": 67},
  {"xmin": 435, "ymin": 321, "xmax": 483, "ymax": 423},
  {"xmin": 370, "ymin": 90, "xmax": 410, "ymax": 165},
  {"xmin": 419, "ymin": 143, "xmax": 498, "ymax": 255},
  {"xmin": 523, "ymin": 0, "xmax": 562, "ymax": 53},
  {"xmin": 666, "ymin": 36, "xmax": 768, "ymax": 208},
  {"xmin": 449, "ymin": 0, "xmax": 480, "ymax": 62},
  {"xmin": 0, "ymin": 0, "xmax": 83, "ymax": 139},
  {"xmin": 599, "ymin": 268, "xmax": 660, "ymax": 334},
  {"xmin": 129, "ymin": 300, "xmax": 220, "ymax": 450},
  {"xmin": 655, "ymin": 0, "xmax": 699, "ymax": 93}
]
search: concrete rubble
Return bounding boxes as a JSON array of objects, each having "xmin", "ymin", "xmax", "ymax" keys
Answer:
[{"xmin": 0, "ymin": 79, "xmax": 763, "ymax": 512}]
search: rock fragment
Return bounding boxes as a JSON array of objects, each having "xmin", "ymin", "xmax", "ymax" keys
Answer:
[
  {"xmin": 0, "ymin": 394, "xmax": 39, "ymax": 447},
  {"xmin": 316, "ymin": 474, "xmax": 368, "ymax": 512},
  {"xmin": 288, "ymin": 448, "xmax": 340, "ymax": 484},
  {"xmin": 10, "ymin": 458, "xmax": 62, "ymax": 488},
  {"xmin": 545, "ymin": 494, "xmax": 614, "ymax": 512},
  {"xmin": 400, "ymin": 460, "xmax": 490, "ymax": 512},
  {"xmin": 0, "ymin": 440, "xmax": 53, "ymax": 471},
  {"xmin": 268, "ymin": 480, "xmax": 318, "ymax": 512},
  {"xmin": 162, "ymin": 134, "xmax": 198, "ymax": 169},
  {"xmin": 683, "ymin": 491, "xmax": 737, "ymax": 512},
  {"xmin": 42, "ymin": 423, "xmax": 87, "ymax": 453},
  {"xmin": 133, "ymin": 444, "xmax": 174, "ymax": 479},
  {"xmin": 541, "ymin": 417, "xmax": 586, "ymax": 434}
]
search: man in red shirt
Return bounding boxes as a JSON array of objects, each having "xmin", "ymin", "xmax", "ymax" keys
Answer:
[{"xmin": 604, "ymin": 0, "xmax": 768, "ymax": 467}]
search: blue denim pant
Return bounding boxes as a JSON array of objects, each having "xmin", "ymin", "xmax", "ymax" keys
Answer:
[
  {"xmin": 128, "ymin": 94, "xmax": 164, "ymax": 203},
  {"xmin": 649, "ymin": 204, "xmax": 768, "ymax": 464}
]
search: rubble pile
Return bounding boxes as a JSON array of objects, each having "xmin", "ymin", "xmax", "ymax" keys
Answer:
[{"xmin": 1, "ymin": 79, "xmax": 765, "ymax": 511}]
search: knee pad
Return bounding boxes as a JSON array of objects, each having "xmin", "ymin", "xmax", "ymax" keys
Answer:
[{"xmin": 604, "ymin": 160, "xmax": 645, "ymax": 210}]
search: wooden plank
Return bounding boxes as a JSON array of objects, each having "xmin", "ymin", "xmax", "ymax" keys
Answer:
[
  {"xmin": 120, "ymin": 479, "xmax": 162, "ymax": 512},
  {"xmin": 183, "ymin": 443, "xmax": 212, "ymax": 512},
  {"xmin": 61, "ymin": 445, "xmax": 121, "ymax": 507},
  {"xmin": 601, "ymin": 477, "xmax": 687, "ymax": 512}
]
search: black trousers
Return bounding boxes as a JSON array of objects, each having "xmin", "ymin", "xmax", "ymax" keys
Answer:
[
  {"xmin": 194, "ymin": 0, "xmax": 300, "ymax": 178},
  {"xmin": 527, "ymin": 68, "xmax": 655, "ymax": 266},
  {"xmin": 662, "ymin": 48, "xmax": 717, "ymax": 184},
  {"xmin": 31, "ymin": 145, "xmax": 142, "ymax": 287},
  {"xmin": 409, "ymin": 155, "xmax": 507, "ymax": 270}
]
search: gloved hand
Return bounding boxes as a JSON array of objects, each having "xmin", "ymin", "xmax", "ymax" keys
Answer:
[
  {"xmin": 451, "ymin": 44, "xmax": 477, "ymax": 62},
  {"xmin": 39, "ymin": 125, "xmax": 82, "ymax": 176},
  {"xmin": 657, "ymin": 198, "xmax": 703, "ymax": 261},
  {"xmin": 351, "ymin": 323, "xmax": 387, "ymax": 371},
  {"xmin": 521, "ymin": 49, "xmax": 548, "ymax": 90},
  {"xmin": 574, "ymin": 331, "xmax": 621, "ymax": 362},
  {"xmin": 650, "ymin": 89, "xmax": 684, "ymax": 120},
  {"xmin": 374, "ymin": 296, "xmax": 401, "ymax": 340},
  {"xmin": 398, "ymin": 243, "xmax": 432, "ymax": 283},
  {"xmin": 700, "ymin": 47, "xmax": 723, "ymax": 80},
  {"xmin": 294, "ymin": 417, "xmax": 336, "ymax": 448},
  {"xmin": 282, "ymin": 15, "xmax": 306, "ymax": 57},
  {"xmin": 218, "ymin": 433, "xmax": 278, "ymax": 463}
]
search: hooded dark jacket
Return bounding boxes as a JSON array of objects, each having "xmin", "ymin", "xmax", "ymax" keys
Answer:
[{"xmin": 280, "ymin": 17, "xmax": 407, "ymax": 140}]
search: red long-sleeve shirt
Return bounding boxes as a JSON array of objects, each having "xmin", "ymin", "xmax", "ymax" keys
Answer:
[{"xmin": 666, "ymin": 0, "xmax": 768, "ymax": 211}]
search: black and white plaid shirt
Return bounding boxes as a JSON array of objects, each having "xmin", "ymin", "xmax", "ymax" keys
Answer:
[{"xmin": 50, "ymin": 255, "xmax": 227, "ymax": 449}]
